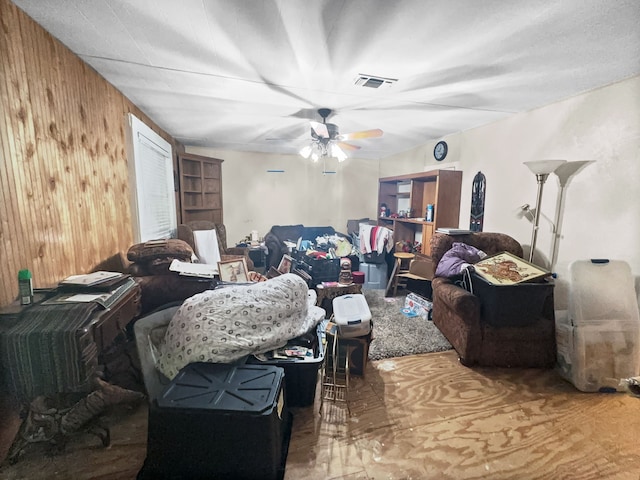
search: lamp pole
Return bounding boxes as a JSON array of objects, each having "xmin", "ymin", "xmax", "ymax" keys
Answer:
[
  {"xmin": 523, "ymin": 160, "xmax": 566, "ymax": 265},
  {"xmin": 529, "ymin": 173, "xmax": 550, "ymax": 263}
]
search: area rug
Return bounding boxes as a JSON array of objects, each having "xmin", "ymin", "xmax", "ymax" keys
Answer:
[{"xmin": 362, "ymin": 289, "xmax": 452, "ymax": 361}]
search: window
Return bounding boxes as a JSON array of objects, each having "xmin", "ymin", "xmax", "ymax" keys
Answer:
[{"xmin": 126, "ymin": 113, "xmax": 176, "ymax": 243}]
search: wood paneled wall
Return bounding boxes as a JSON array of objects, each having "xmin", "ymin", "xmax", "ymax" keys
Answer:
[{"xmin": 0, "ymin": 0, "xmax": 179, "ymax": 306}]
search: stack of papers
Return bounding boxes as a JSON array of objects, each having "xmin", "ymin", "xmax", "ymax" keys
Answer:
[
  {"xmin": 59, "ymin": 271, "xmax": 130, "ymax": 292},
  {"xmin": 169, "ymin": 259, "xmax": 218, "ymax": 278},
  {"xmin": 47, "ymin": 277, "xmax": 137, "ymax": 308},
  {"xmin": 60, "ymin": 271, "xmax": 124, "ymax": 286},
  {"xmin": 436, "ymin": 228, "xmax": 472, "ymax": 235}
]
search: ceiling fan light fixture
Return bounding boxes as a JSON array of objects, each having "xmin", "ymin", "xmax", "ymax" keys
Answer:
[
  {"xmin": 300, "ymin": 107, "xmax": 383, "ymax": 163},
  {"xmin": 331, "ymin": 143, "xmax": 347, "ymax": 162},
  {"xmin": 299, "ymin": 145, "xmax": 312, "ymax": 159}
]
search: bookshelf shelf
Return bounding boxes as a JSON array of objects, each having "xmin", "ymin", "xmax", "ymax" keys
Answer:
[
  {"xmin": 378, "ymin": 169, "xmax": 462, "ymax": 256},
  {"xmin": 178, "ymin": 153, "xmax": 224, "ymax": 224}
]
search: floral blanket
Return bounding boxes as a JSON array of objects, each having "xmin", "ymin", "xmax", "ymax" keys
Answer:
[{"xmin": 156, "ymin": 273, "xmax": 325, "ymax": 379}]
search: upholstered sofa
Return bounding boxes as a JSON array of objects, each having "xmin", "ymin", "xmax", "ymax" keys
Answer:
[
  {"xmin": 264, "ymin": 224, "xmax": 339, "ymax": 269},
  {"xmin": 430, "ymin": 232, "xmax": 556, "ymax": 368}
]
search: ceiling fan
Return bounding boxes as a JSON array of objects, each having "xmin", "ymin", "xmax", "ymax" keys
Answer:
[{"xmin": 300, "ymin": 108, "xmax": 383, "ymax": 162}]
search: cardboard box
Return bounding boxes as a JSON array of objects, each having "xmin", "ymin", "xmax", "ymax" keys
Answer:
[
  {"xmin": 406, "ymin": 258, "xmax": 435, "ymax": 280},
  {"xmin": 404, "ymin": 292, "xmax": 433, "ymax": 320}
]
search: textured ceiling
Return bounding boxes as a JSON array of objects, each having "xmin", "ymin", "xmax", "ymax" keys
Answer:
[{"xmin": 13, "ymin": 0, "xmax": 640, "ymax": 159}]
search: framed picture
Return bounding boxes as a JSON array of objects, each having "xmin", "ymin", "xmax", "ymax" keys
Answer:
[
  {"xmin": 266, "ymin": 266, "xmax": 282, "ymax": 279},
  {"xmin": 277, "ymin": 254, "xmax": 294, "ymax": 274},
  {"xmin": 473, "ymin": 251, "xmax": 551, "ymax": 285},
  {"xmin": 217, "ymin": 258, "xmax": 249, "ymax": 283}
]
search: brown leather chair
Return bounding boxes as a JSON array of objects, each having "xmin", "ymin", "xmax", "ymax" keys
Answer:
[
  {"xmin": 430, "ymin": 232, "xmax": 556, "ymax": 368},
  {"xmin": 94, "ymin": 249, "xmax": 214, "ymax": 316},
  {"xmin": 177, "ymin": 221, "xmax": 254, "ymax": 271},
  {"xmin": 111, "ymin": 223, "xmax": 254, "ymax": 315}
]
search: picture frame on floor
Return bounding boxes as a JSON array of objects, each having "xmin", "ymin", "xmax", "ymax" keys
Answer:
[
  {"xmin": 217, "ymin": 258, "xmax": 249, "ymax": 283},
  {"xmin": 277, "ymin": 254, "xmax": 294, "ymax": 274}
]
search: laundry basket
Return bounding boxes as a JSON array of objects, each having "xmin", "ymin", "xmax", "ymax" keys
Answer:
[{"xmin": 133, "ymin": 306, "xmax": 178, "ymax": 401}]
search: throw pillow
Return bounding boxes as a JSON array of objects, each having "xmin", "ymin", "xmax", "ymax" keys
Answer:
[{"xmin": 127, "ymin": 239, "xmax": 193, "ymax": 263}]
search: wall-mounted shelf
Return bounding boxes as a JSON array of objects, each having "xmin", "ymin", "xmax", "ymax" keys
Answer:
[
  {"xmin": 377, "ymin": 169, "xmax": 462, "ymax": 256},
  {"xmin": 178, "ymin": 153, "xmax": 224, "ymax": 224}
]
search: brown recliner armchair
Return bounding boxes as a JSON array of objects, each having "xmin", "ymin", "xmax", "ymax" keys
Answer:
[
  {"xmin": 96, "ymin": 246, "xmax": 214, "ymax": 316},
  {"xmin": 177, "ymin": 221, "xmax": 254, "ymax": 271},
  {"xmin": 430, "ymin": 232, "xmax": 556, "ymax": 368}
]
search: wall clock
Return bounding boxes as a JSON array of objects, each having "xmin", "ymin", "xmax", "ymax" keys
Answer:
[{"xmin": 434, "ymin": 141, "xmax": 448, "ymax": 161}]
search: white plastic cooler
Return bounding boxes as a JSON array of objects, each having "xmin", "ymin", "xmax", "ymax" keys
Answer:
[
  {"xmin": 556, "ymin": 259, "xmax": 640, "ymax": 392},
  {"xmin": 332, "ymin": 294, "xmax": 372, "ymax": 338}
]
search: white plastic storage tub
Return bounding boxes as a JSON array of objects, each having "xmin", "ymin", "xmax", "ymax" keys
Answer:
[
  {"xmin": 358, "ymin": 262, "xmax": 388, "ymax": 290},
  {"xmin": 556, "ymin": 259, "xmax": 640, "ymax": 392},
  {"xmin": 332, "ymin": 294, "xmax": 372, "ymax": 338}
]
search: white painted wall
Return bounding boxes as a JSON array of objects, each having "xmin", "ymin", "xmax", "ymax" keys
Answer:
[
  {"xmin": 187, "ymin": 75, "xmax": 639, "ymax": 309},
  {"xmin": 184, "ymin": 147, "xmax": 381, "ymax": 242},
  {"xmin": 383, "ymin": 75, "xmax": 640, "ymax": 308}
]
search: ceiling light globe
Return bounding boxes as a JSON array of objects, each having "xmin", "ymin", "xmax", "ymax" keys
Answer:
[{"xmin": 299, "ymin": 145, "xmax": 312, "ymax": 159}]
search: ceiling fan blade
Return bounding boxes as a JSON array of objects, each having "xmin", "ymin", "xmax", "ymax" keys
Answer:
[
  {"xmin": 338, "ymin": 128, "xmax": 383, "ymax": 141},
  {"xmin": 337, "ymin": 141, "xmax": 361, "ymax": 151},
  {"xmin": 310, "ymin": 121, "xmax": 329, "ymax": 138}
]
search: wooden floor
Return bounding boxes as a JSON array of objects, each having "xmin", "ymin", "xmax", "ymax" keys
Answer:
[{"xmin": 1, "ymin": 350, "xmax": 639, "ymax": 480}]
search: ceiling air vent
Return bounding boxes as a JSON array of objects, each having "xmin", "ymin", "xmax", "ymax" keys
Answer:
[{"xmin": 354, "ymin": 74, "xmax": 397, "ymax": 89}]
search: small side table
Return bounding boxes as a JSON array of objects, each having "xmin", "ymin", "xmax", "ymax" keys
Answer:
[
  {"xmin": 315, "ymin": 283, "xmax": 362, "ymax": 317},
  {"xmin": 1, "ymin": 280, "xmax": 143, "ymax": 462}
]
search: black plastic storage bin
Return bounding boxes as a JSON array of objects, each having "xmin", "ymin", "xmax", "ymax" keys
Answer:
[
  {"xmin": 247, "ymin": 324, "xmax": 325, "ymax": 407},
  {"xmin": 471, "ymin": 273, "xmax": 554, "ymax": 327},
  {"xmin": 295, "ymin": 251, "xmax": 360, "ymax": 285},
  {"xmin": 138, "ymin": 363, "xmax": 292, "ymax": 480},
  {"xmin": 296, "ymin": 256, "xmax": 340, "ymax": 284}
]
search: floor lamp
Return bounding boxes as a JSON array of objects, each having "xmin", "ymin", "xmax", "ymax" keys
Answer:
[
  {"xmin": 523, "ymin": 160, "xmax": 566, "ymax": 263},
  {"xmin": 549, "ymin": 160, "xmax": 594, "ymax": 271}
]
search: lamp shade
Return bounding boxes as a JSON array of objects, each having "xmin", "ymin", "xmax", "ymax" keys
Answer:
[{"xmin": 524, "ymin": 159, "xmax": 567, "ymax": 175}]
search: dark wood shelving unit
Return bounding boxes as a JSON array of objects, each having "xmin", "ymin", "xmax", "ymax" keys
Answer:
[{"xmin": 178, "ymin": 152, "xmax": 224, "ymax": 224}]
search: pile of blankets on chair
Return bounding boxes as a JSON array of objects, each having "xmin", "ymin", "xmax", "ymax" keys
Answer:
[{"xmin": 156, "ymin": 274, "xmax": 325, "ymax": 379}]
